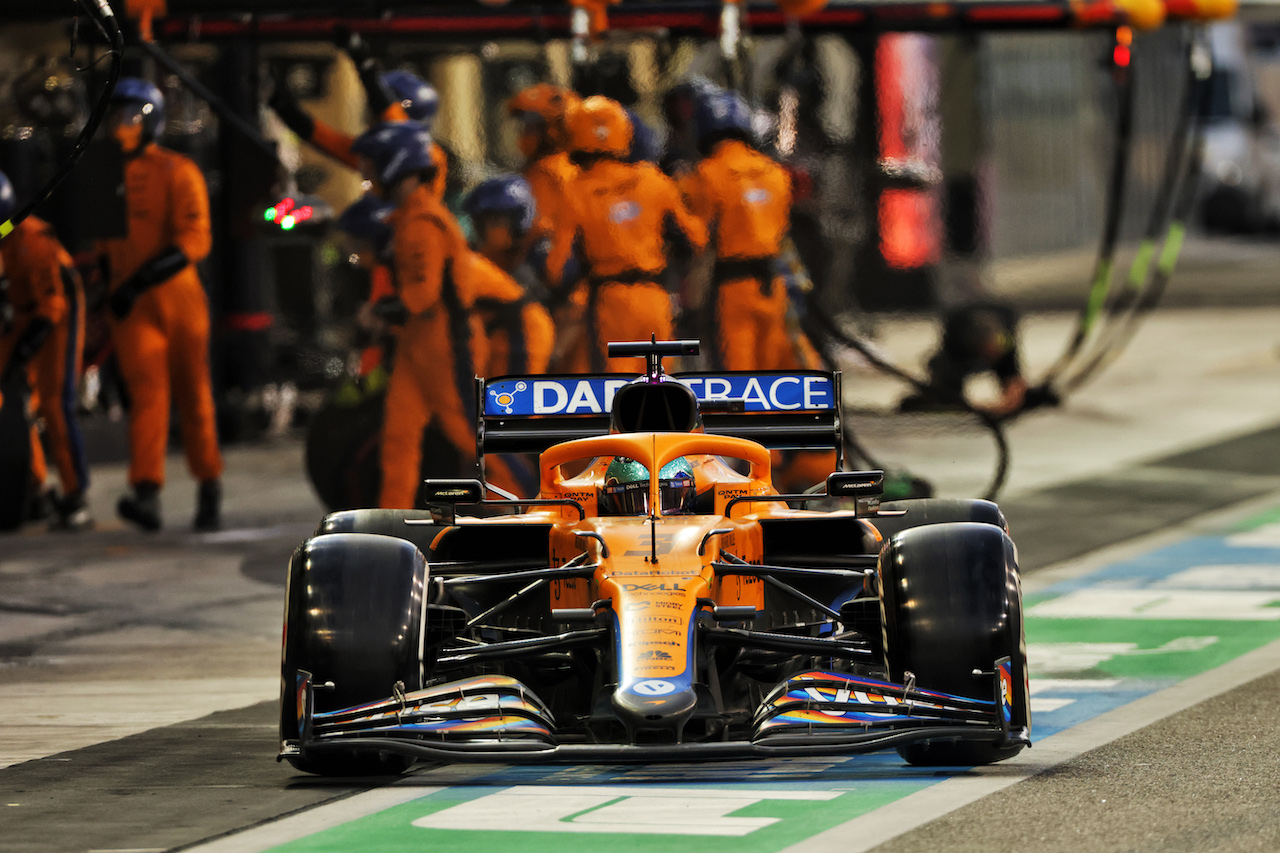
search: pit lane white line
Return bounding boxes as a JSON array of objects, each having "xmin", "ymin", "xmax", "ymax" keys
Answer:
[
  {"xmin": 781, "ymin": 636, "xmax": 1280, "ymax": 853},
  {"xmin": 187, "ymin": 764, "xmax": 500, "ymax": 853}
]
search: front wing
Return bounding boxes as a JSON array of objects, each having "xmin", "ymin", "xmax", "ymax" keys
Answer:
[{"xmin": 280, "ymin": 661, "xmax": 1029, "ymax": 765}]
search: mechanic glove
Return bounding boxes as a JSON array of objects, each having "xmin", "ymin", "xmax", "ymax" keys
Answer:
[
  {"xmin": 267, "ymin": 75, "xmax": 315, "ymax": 140},
  {"xmin": 1, "ymin": 317, "xmax": 52, "ymax": 385},
  {"xmin": 0, "ymin": 272, "xmax": 13, "ymax": 335},
  {"xmin": 335, "ymin": 26, "xmax": 396, "ymax": 117},
  {"xmin": 110, "ymin": 247, "xmax": 188, "ymax": 320},
  {"xmin": 371, "ymin": 295, "xmax": 409, "ymax": 326}
]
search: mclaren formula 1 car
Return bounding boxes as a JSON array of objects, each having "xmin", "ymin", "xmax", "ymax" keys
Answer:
[{"xmin": 279, "ymin": 340, "xmax": 1031, "ymax": 775}]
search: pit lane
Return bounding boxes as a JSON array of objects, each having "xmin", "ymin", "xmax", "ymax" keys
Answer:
[{"xmin": 1, "ymin": 303, "xmax": 1279, "ymax": 853}]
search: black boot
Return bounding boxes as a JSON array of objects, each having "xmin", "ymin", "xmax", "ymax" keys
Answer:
[
  {"xmin": 118, "ymin": 481, "xmax": 161, "ymax": 532},
  {"xmin": 194, "ymin": 479, "xmax": 221, "ymax": 532},
  {"xmin": 50, "ymin": 490, "xmax": 93, "ymax": 531},
  {"xmin": 26, "ymin": 486, "xmax": 55, "ymax": 522}
]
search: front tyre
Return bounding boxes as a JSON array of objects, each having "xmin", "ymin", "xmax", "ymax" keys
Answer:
[
  {"xmin": 879, "ymin": 522, "xmax": 1029, "ymax": 766},
  {"xmin": 280, "ymin": 532, "xmax": 428, "ymax": 775}
]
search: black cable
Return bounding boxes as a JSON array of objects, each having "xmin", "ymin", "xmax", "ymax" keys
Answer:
[
  {"xmin": 136, "ymin": 38, "xmax": 281, "ymax": 161},
  {"xmin": 0, "ymin": 0, "xmax": 123, "ymax": 245},
  {"xmin": 1036, "ymin": 28, "xmax": 1137, "ymax": 389},
  {"xmin": 1062, "ymin": 25, "xmax": 1207, "ymax": 393},
  {"xmin": 802, "ymin": 306, "xmax": 1011, "ymax": 502}
]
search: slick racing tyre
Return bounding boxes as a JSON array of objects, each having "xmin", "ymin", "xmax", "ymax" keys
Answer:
[
  {"xmin": 879, "ymin": 522, "xmax": 1029, "ymax": 766},
  {"xmin": 0, "ymin": 374, "xmax": 33, "ymax": 532},
  {"xmin": 305, "ymin": 386, "xmax": 465, "ymax": 512},
  {"xmin": 868, "ymin": 498, "xmax": 1007, "ymax": 549},
  {"xmin": 314, "ymin": 508, "xmax": 438, "ymax": 554},
  {"xmin": 304, "ymin": 389, "xmax": 384, "ymax": 512},
  {"xmin": 280, "ymin": 532, "xmax": 428, "ymax": 776}
]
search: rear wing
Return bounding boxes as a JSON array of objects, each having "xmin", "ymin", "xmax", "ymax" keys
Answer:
[{"xmin": 476, "ymin": 370, "xmax": 844, "ymax": 461}]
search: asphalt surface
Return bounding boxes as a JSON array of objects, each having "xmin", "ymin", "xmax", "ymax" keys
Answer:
[
  {"xmin": 875, "ymin": 668, "xmax": 1280, "ymax": 853},
  {"xmin": 0, "ymin": 418, "xmax": 1276, "ymax": 852},
  {"xmin": 1, "ymin": 277, "xmax": 1279, "ymax": 851}
]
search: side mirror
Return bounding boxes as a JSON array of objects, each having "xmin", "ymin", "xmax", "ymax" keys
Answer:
[
  {"xmin": 419, "ymin": 478, "xmax": 485, "ymax": 524},
  {"xmin": 826, "ymin": 470, "xmax": 885, "ymax": 498}
]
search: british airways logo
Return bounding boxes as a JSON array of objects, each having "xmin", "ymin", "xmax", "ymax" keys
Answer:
[{"xmin": 484, "ymin": 373, "xmax": 834, "ymax": 416}]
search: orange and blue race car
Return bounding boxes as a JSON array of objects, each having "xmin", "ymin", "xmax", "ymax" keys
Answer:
[{"xmin": 279, "ymin": 339, "xmax": 1030, "ymax": 775}]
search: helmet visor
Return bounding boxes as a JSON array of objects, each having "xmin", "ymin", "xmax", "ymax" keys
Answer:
[
  {"xmin": 107, "ymin": 102, "xmax": 151, "ymax": 129},
  {"xmin": 601, "ymin": 479, "xmax": 649, "ymax": 516},
  {"xmin": 659, "ymin": 477, "xmax": 697, "ymax": 515}
]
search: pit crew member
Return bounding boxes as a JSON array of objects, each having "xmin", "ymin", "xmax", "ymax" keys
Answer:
[{"xmin": 97, "ymin": 79, "xmax": 223, "ymax": 532}]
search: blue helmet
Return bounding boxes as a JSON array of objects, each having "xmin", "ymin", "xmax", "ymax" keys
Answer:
[
  {"xmin": 382, "ymin": 70, "xmax": 438, "ymax": 126},
  {"xmin": 695, "ymin": 90, "xmax": 753, "ymax": 149},
  {"xmin": 336, "ymin": 194, "xmax": 394, "ymax": 254},
  {"xmin": 0, "ymin": 169, "xmax": 15, "ymax": 222},
  {"xmin": 110, "ymin": 77, "xmax": 166, "ymax": 142},
  {"xmin": 463, "ymin": 175, "xmax": 537, "ymax": 236},
  {"xmin": 625, "ymin": 110, "xmax": 661, "ymax": 164},
  {"xmin": 351, "ymin": 121, "xmax": 435, "ymax": 189}
]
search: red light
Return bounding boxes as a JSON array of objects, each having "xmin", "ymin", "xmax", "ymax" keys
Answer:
[
  {"xmin": 266, "ymin": 197, "xmax": 316, "ymax": 230},
  {"xmin": 1113, "ymin": 45, "xmax": 1131, "ymax": 67}
]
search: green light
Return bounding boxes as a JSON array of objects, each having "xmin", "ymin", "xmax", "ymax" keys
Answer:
[
  {"xmin": 265, "ymin": 208, "xmax": 276, "ymax": 222},
  {"xmin": 281, "ymin": 215, "xmax": 296, "ymax": 230}
]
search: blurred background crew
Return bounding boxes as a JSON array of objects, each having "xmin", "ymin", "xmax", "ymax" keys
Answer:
[
  {"xmin": 682, "ymin": 90, "xmax": 794, "ymax": 371},
  {"xmin": 506, "ymin": 84, "xmax": 579, "ymax": 237},
  {"xmin": 352, "ymin": 122, "xmax": 486, "ymax": 509},
  {"xmin": 506, "ymin": 84, "xmax": 585, "ymax": 370},
  {"xmin": 547, "ymin": 96, "xmax": 707, "ymax": 372},
  {"xmin": 335, "ymin": 194, "xmax": 398, "ymax": 378},
  {"xmin": 457, "ymin": 176, "xmax": 557, "ymax": 496},
  {"xmin": 461, "ymin": 176, "xmax": 555, "ymax": 377},
  {"xmin": 898, "ymin": 302, "xmax": 1045, "ymax": 418},
  {"xmin": 97, "ymin": 78, "xmax": 223, "ymax": 532},
  {"xmin": 0, "ymin": 170, "xmax": 91, "ymax": 530},
  {"xmin": 660, "ymin": 77, "xmax": 721, "ymax": 180},
  {"xmin": 269, "ymin": 32, "xmax": 449, "ymax": 198}
]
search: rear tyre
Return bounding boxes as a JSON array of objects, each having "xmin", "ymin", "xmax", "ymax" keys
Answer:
[
  {"xmin": 879, "ymin": 522, "xmax": 1029, "ymax": 766},
  {"xmin": 280, "ymin": 533, "xmax": 428, "ymax": 775},
  {"xmin": 304, "ymin": 389, "xmax": 385, "ymax": 512},
  {"xmin": 869, "ymin": 498, "xmax": 1006, "ymax": 547}
]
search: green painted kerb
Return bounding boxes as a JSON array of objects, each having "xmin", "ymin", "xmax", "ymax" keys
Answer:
[{"xmin": 270, "ymin": 782, "xmax": 924, "ymax": 853}]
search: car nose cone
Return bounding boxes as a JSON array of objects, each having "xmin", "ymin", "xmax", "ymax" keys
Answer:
[{"xmin": 612, "ymin": 680, "xmax": 698, "ymax": 737}]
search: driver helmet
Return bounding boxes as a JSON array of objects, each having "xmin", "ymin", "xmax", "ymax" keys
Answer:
[{"xmin": 600, "ymin": 456, "xmax": 696, "ymax": 516}]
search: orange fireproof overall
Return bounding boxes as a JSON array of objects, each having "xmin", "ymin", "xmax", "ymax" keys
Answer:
[
  {"xmin": 683, "ymin": 139, "xmax": 793, "ymax": 371},
  {"xmin": 456, "ymin": 251, "xmax": 554, "ymax": 496},
  {"xmin": 525, "ymin": 150, "xmax": 578, "ymax": 237},
  {"xmin": 459, "ymin": 251, "xmax": 555, "ymax": 377},
  {"xmin": 685, "ymin": 141, "xmax": 834, "ymax": 487},
  {"xmin": 524, "ymin": 151, "xmax": 586, "ymax": 370},
  {"xmin": 98, "ymin": 145, "xmax": 223, "ymax": 488},
  {"xmin": 548, "ymin": 159, "xmax": 706, "ymax": 371},
  {"xmin": 0, "ymin": 216, "xmax": 88, "ymax": 497},
  {"xmin": 379, "ymin": 187, "xmax": 487, "ymax": 509}
]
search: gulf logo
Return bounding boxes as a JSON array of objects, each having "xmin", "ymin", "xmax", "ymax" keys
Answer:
[{"xmin": 999, "ymin": 660, "xmax": 1014, "ymax": 723}]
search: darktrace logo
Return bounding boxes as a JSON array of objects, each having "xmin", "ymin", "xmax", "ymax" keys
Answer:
[{"xmin": 487, "ymin": 381, "xmax": 528, "ymax": 415}]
